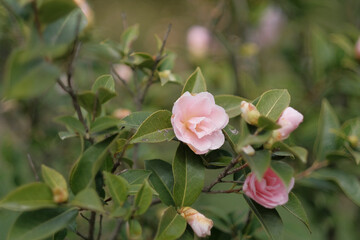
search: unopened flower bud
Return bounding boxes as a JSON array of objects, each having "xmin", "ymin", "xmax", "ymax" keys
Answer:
[
  {"xmin": 273, "ymin": 107, "xmax": 303, "ymax": 141},
  {"xmin": 187, "ymin": 26, "xmax": 211, "ymax": 58},
  {"xmin": 113, "ymin": 108, "xmax": 131, "ymax": 119},
  {"xmin": 73, "ymin": 0, "xmax": 94, "ymax": 26},
  {"xmin": 52, "ymin": 187, "xmax": 68, "ymax": 203},
  {"xmin": 179, "ymin": 207, "xmax": 213, "ymax": 238},
  {"xmin": 242, "ymin": 145, "xmax": 255, "ymax": 156},
  {"xmin": 240, "ymin": 101, "xmax": 260, "ymax": 125},
  {"xmin": 113, "ymin": 64, "xmax": 133, "ymax": 83},
  {"xmin": 348, "ymin": 135, "xmax": 359, "ymax": 148}
]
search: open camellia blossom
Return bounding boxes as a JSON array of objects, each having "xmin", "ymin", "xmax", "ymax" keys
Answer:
[
  {"xmin": 273, "ymin": 107, "xmax": 303, "ymax": 141},
  {"xmin": 179, "ymin": 207, "xmax": 213, "ymax": 238},
  {"xmin": 171, "ymin": 92, "xmax": 229, "ymax": 154},
  {"xmin": 243, "ymin": 168, "xmax": 294, "ymax": 208}
]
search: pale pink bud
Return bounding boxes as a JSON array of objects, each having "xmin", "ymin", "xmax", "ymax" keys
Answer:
[
  {"xmin": 240, "ymin": 101, "xmax": 260, "ymax": 125},
  {"xmin": 113, "ymin": 64, "xmax": 133, "ymax": 83},
  {"xmin": 273, "ymin": 107, "xmax": 303, "ymax": 140},
  {"xmin": 355, "ymin": 37, "xmax": 360, "ymax": 60},
  {"xmin": 113, "ymin": 108, "xmax": 131, "ymax": 119},
  {"xmin": 73, "ymin": 0, "xmax": 94, "ymax": 25},
  {"xmin": 52, "ymin": 187, "xmax": 69, "ymax": 203},
  {"xmin": 179, "ymin": 207, "xmax": 213, "ymax": 238},
  {"xmin": 187, "ymin": 26, "xmax": 211, "ymax": 58},
  {"xmin": 243, "ymin": 168, "xmax": 294, "ymax": 208},
  {"xmin": 171, "ymin": 92, "xmax": 229, "ymax": 155},
  {"xmin": 242, "ymin": 145, "xmax": 255, "ymax": 156}
]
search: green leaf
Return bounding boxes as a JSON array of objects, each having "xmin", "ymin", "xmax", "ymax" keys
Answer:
[
  {"xmin": 202, "ymin": 149, "xmax": 232, "ymax": 168},
  {"xmin": 103, "ymin": 172, "xmax": 128, "ymax": 207},
  {"xmin": 55, "ymin": 116, "xmax": 85, "ymax": 135},
  {"xmin": 90, "ymin": 116, "xmax": 120, "ymax": 133},
  {"xmin": 243, "ymin": 150, "xmax": 271, "ymax": 180},
  {"xmin": 282, "ymin": 193, "xmax": 311, "ymax": 233},
  {"xmin": 38, "ymin": 0, "xmax": 77, "ymax": 24},
  {"xmin": 173, "ymin": 144, "xmax": 205, "ymax": 207},
  {"xmin": 126, "ymin": 219, "xmax": 142, "ymax": 239},
  {"xmin": 3, "ymin": 50, "xmax": 61, "ymax": 99},
  {"xmin": 131, "ymin": 52, "xmax": 156, "ymax": 69},
  {"xmin": 257, "ymin": 116, "xmax": 281, "ymax": 130},
  {"xmin": 120, "ymin": 111, "xmax": 152, "ymax": 129},
  {"xmin": 121, "ymin": 24, "xmax": 139, "ymax": 54},
  {"xmin": 58, "ymin": 131, "xmax": 77, "ymax": 140},
  {"xmin": 71, "ymin": 188, "xmax": 104, "ymax": 213},
  {"xmin": 41, "ymin": 165, "xmax": 67, "ymax": 192},
  {"xmin": 69, "ymin": 134, "xmax": 118, "ymax": 194},
  {"xmin": 134, "ymin": 180, "xmax": 153, "ymax": 215},
  {"xmin": 120, "ymin": 170, "xmax": 152, "ymax": 185},
  {"xmin": 7, "ymin": 208, "xmax": 77, "ymax": 240},
  {"xmin": 255, "ymin": 89, "xmax": 290, "ymax": 121},
  {"xmin": 0, "ymin": 183, "xmax": 55, "ymax": 211},
  {"xmin": 244, "ymin": 196, "xmax": 283, "ymax": 240},
  {"xmin": 77, "ymin": 91, "xmax": 101, "ymax": 117},
  {"xmin": 159, "ymin": 70, "xmax": 177, "ymax": 86},
  {"xmin": 312, "ymin": 169, "xmax": 360, "ymax": 206},
  {"xmin": 181, "ymin": 67, "xmax": 207, "ymax": 94},
  {"xmin": 215, "ymin": 95, "xmax": 246, "ymax": 118},
  {"xmin": 272, "ymin": 142, "xmax": 308, "ymax": 163},
  {"xmin": 271, "ymin": 161, "xmax": 294, "ymax": 188},
  {"xmin": 155, "ymin": 207, "xmax": 187, "ymax": 240},
  {"xmin": 145, "ymin": 159, "xmax": 175, "ymax": 206},
  {"xmin": 92, "ymin": 74, "xmax": 117, "ymax": 103},
  {"xmin": 314, "ymin": 99, "xmax": 340, "ymax": 161},
  {"xmin": 43, "ymin": 9, "xmax": 87, "ymax": 46},
  {"xmin": 130, "ymin": 110, "xmax": 175, "ymax": 144}
]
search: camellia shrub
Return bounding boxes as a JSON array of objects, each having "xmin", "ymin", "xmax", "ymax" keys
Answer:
[{"xmin": 1, "ymin": 1, "xmax": 360, "ymax": 240}]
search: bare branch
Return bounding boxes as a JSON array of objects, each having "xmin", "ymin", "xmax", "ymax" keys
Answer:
[{"xmin": 27, "ymin": 154, "xmax": 39, "ymax": 181}]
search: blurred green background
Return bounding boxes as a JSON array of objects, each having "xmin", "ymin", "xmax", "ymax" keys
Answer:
[{"xmin": 1, "ymin": 0, "xmax": 360, "ymax": 239}]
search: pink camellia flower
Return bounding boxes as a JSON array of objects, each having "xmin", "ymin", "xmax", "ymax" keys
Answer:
[
  {"xmin": 179, "ymin": 207, "xmax": 213, "ymax": 238},
  {"xmin": 187, "ymin": 26, "xmax": 211, "ymax": 58},
  {"xmin": 171, "ymin": 92, "xmax": 229, "ymax": 154},
  {"xmin": 243, "ymin": 168, "xmax": 294, "ymax": 208},
  {"xmin": 355, "ymin": 37, "xmax": 360, "ymax": 60},
  {"xmin": 273, "ymin": 107, "xmax": 303, "ymax": 141}
]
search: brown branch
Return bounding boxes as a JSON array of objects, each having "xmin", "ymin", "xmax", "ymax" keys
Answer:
[
  {"xmin": 109, "ymin": 219, "xmax": 124, "ymax": 240},
  {"xmin": 26, "ymin": 154, "xmax": 39, "ymax": 181},
  {"xmin": 203, "ymin": 154, "xmax": 243, "ymax": 192},
  {"xmin": 97, "ymin": 214, "xmax": 103, "ymax": 240},
  {"xmin": 88, "ymin": 211, "xmax": 96, "ymax": 240},
  {"xmin": 227, "ymin": 163, "xmax": 248, "ymax": 175},
  {"xmin": 202, "ymin": 188, "xmax": 242, "ymax": 194},
  {"xmin": 80, "ymin": 213, "xmax": 90, "ymax": 223},
  {"xmin": 76, "ymin": 231, "xmax": 87, "ymax": 240},
  {"xmin": 296, "ymin": 161, "xmax": 328, "ymax": 180},
  {"xmin": 31, "ymin": 0, "xmax": 42, "ymax": 39}
]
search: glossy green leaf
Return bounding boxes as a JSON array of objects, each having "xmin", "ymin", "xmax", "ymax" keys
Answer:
[
  {"xmin": 71, "ymin": 188, "xmax": 104, "ymax": 213},
  {"xmin": 282, "ymin": 193, "xmax": 311, "ymax": 233},
  {"xmin": 120, "ymin": 170, "xmax": 152, "ymax": 185},
  {"xmin": 177, "ymin": 229, "xmax": 194, "ymax": 240},
  {"xmin": 243, "ymin": 150, "xmax": 271, "ymax": 180},
  {"xmin": 126, "ymin": 219, "xmax": 142, "ymax": 239},
  {"xmin": 244, "ymin": 196, "xmax": 283, "ymax": 240},
  {"xmin": 43, "ymin": 9, "xmax": 87, "ymax": 46},
  {"xmin": 312, "ymin": 169, "xmax": 360, "ymax": 206},
  {"xmin": 3, "ymin": 50, "xmax": 61, "ymax": 99},
  {"xmin": 145, "ymin": 159, "xmax": 175, "ymax": 206},
  {"xmin": 131, "ymin": 52, "xmax": 156, "ymax": 69},
  {"xmin": 120, "ymin": 111, "xmax": 152, "ymax": 129},
  {"xmin": 257, "ymin": 116, "xmax": 281, "ymax": 130},
  {"xmin": 202, "ymin": 149, "xmax": 232, "ymax": 168},
  {"xmin": 272, "ymin": 142, "xmax": 308, "ymax": 163},
  {"xmin": 77, "ymin": 91, "xmax": 101, "ymax": 117},
  {"xmin": 55, "ymin": 116, "xmax": 85, "ymax": 135},
  {"xmin": 214, "ymin": 95, "xmax": 246, "ymax": 118},
  {"xmin": 173, "ymin": 144, "xmax": 205, "ymax": 207},
  {"xmin": 155, "ymin": 207, "xmax": 187, "ymax": 240},
  {"xmin": 130, "ymin": 110, "xmax": 175, "ymax": 143},
  {"xmin": 7, "ymin": 208, "xmax": 77, "ymax": 240},
  {"xmin": 70, "ymin": 134, "xmax": 118, "ymax": 194},
  {"xmin": 271, "ymin": 161, "xmax": 294, "ymax": 188},
  {"xmin": 0, "ymin": 183, "xmax": 55, "ymax": 211},
  {"xmin": 314, "ymin": 99, "xmax": 340, "ymax": 161},
  {"xmin": 121, "ymin": 24, "xmax": 139, "ymax": 54},
  {"xmin": 134, "ymin": 180, "xmax": 153, "ymax": 215},
  {"xmin": 255, "ymin": 89, "xmax": 290, "ymax": 121},
  {"xmin": 90, "ymin": 116, "xmax": 120, "ymax": 133},
  {"xmin": 92, "ymin": 74, "xmax": 116, "ymax": 103},
  {"xmin": 58, "ymin": 131, "xmax": 77, "ymax": 140},
  {"xmin": 103, "ymin": 172, "xmax": 129, "ymax": 207},
  {"xmin": 41, "ymin": 165, "xmax": 67, "ymax": 191},
  {"xmin": 38, "ymin": 0, "xmax": 77, "ymax": 24},
  {"xmin": 181, "ymin": 67, "xmax": 207, "ymax": 94}
]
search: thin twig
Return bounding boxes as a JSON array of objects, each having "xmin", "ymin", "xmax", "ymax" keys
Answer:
[
  {"xmin": 202, "ymin": 188, "xmax": 242, "ymax": 194},
  {"xmin": 121, "ymin": 12, "xmax": 127, "ymax": 30},
  {"xmin": 227, "ymin": 163, "xmax": 248, "ymax": 175},
  {"xmin": 111, "ymin": 139, "xmax": 132, "ymax": 173},
  {"xmin": 76, "ymin": 231, "xmax": 87, "ymax": 240},
  {"xmin": 111, "ymin": 65, "xmax": 134, "ymax": 97},
  {"xmin": 109, "ymin": 219, "xmax": 124, "ymax": 240},
  {"xmin": 88, "ymin": 212, "xmax": 96, "ymax": 240},
  {"xmin": 26, "ymin": 154, "xmax": 39, "ymax": 181},
  {"xmin": 80, "ymin": 213, "xmax": 90, "ymax": 222},
  {"xmin": 203, "ymin": 154, "xmax": 242, "ymax": 192},
  {"xmin": 31, "ymin": 0, "xmax": 42, "ymax": 39},
  {"xmin": 296, "ymin": 161, "xmax": 328, "ymax": 180},
  {"xmin": 97, "ymin": 214, "xmax": 103, "ymax": 240}
]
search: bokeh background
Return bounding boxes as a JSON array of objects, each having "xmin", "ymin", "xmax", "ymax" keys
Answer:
[{"xmin": 1, "ymin": 0, "xmax": 360, "ymax": 239}]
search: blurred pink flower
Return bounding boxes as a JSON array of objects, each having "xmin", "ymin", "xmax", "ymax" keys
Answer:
[
  {"xmin": 187, "ymin": 26, "xmax": 211, "ymax": 58},
  {"xmin": 179, "ymin": 207, "xmax": 213, "ymax": 238},
  {"xmin": 243, "ymin": 168, "xmax": 294, "ymax": 208},
  {"xmin": 355, "ymin": 37, "xmax": 360, "ymax": 60},
  {"xmin": 171, "ymin": 92, "xmax": 229, "ymax": 154},
  {"xmin": 113, "ymin": 64, "xmax": 133, "ymax": 83},
  {"xmin": 273, "ymin": 107, "xmax": 303, "ymax": 140}
]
